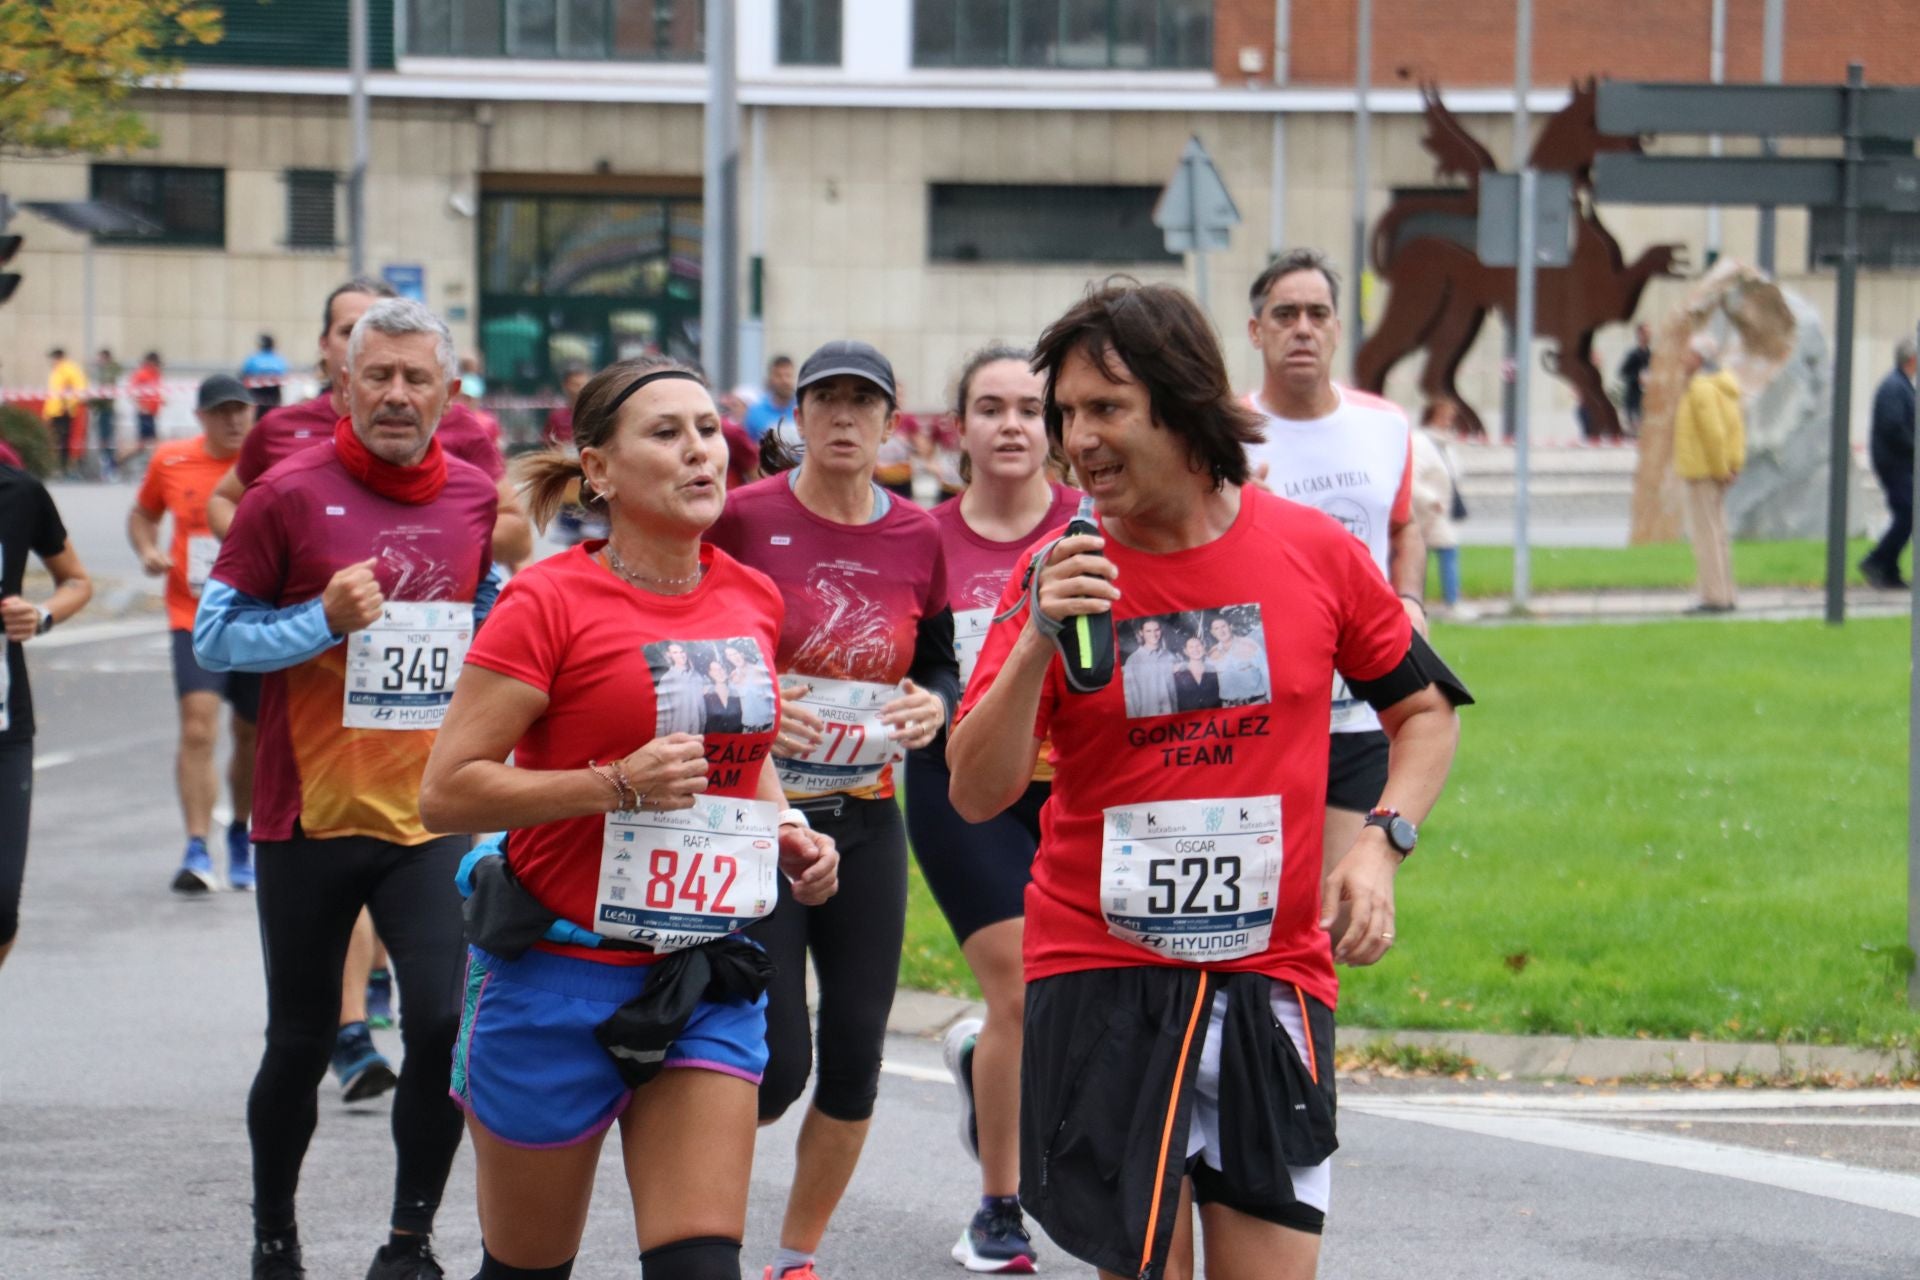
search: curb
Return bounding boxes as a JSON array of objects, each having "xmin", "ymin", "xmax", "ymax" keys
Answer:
[{"xmin": 884, "ymin": 986, "xmax": 1915, "ymax": 1083}]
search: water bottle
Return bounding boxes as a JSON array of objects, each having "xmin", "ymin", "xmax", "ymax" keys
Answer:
[{"xmin": 1058, "ymin": 496, "xmax": 1116, "ymax": 694}]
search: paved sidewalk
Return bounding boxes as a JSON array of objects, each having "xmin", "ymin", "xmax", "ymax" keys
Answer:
[
  {"xmin": 1453, "ymin": 583, "xmax": 1912, "ymax": 624},
  {"xmin": 885, "ymin": 987, "xmax": 1917, "ymax": 1083}
]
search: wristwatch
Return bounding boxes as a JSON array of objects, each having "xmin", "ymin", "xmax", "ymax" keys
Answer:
[
  {"xmin": 34, "ymin": 606, "xmax": 55, "ymax": 636},
  {"xmin": 1364, "ymin": 806, "xmax": 1417, "ymax": 857}
]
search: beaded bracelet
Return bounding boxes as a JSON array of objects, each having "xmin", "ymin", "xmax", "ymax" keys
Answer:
[{"xmin": 588, "ymin": 761, "xmax": 636, "ymax": 812}]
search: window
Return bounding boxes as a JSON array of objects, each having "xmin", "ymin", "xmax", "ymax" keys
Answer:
[
  {"xmin": 1809, "ymin": 208, "xmax": 1920, "ymax": 271},
  {"xmin": 408, "ymin": 0, "xmax": 701, "ymax": 60},
  {"xmin": 90, "ymin": 165, "xmax": 225, "ymax": 248},
  {"xmin": 929, "ymin": 183, "xmax": 1176, "ymax": 264},
  {"xmin": 779, "ymin": 0, "xmax": 842, "ymax": 66},
  {"xmin": 914, "ymin": 0, "xmax": 1210, "ymax": 70},
  {"xmin": 286, "ymin": 171, "xmax": 339, "ymax": 250}
]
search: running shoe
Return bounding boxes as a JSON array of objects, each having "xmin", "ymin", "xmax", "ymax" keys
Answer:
[
  {"xmin": 952, "ymin": 1202, "xmax": 1039, "ymax": 1274},
  {"xmin": 170, "ymin": 839, "xmax": 218, "ymax": 894},
  {"xmin": 251, "ymin": 1236, "xmax": 307, "ymax": 1279},
  {"xmin": 366, "ymin": 968, "xmax": 395, "ymax": 1030},
  {"xmin": 943, "ymin": 1017, "xmax": 984, "ymax": 1163},
  {"xmin": 330, "ymin": 1021, "xmax": 397, "ymax": 1103},
  {"xmin": 763, "ymin": 1266, "xmax": 822, "ymax": 1280},
  {"xmin": 365, "ymin": 1239, "xmax": 444, "ymax": 1280},
  {"xmin": 228, "ymin": 826, "xmax": 255, "ymax": 892}
]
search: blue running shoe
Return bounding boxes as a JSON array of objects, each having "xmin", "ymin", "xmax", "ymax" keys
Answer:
[
  {"xmin": 952, "ymin": 1201, "xmax": 1038, "ymax": 1274},
  {"xmin": 331, "ymin": 1021, "xmax": 397, "ymax": 1103},
  {"xmin": 171, "ymin": 839, "xmax": 218, "ymax": 894},
  {"xmin": 366, "ymin": 968, "xmax": 395, "ymax": 1030},
  {"xmin": 228, "ymin": 825, "xmax": 255, "ymax": 892}
]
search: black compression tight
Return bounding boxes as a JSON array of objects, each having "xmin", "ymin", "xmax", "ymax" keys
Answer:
[
  {"xmin": 248, "ymin": 831, "xmax": 468, "ymax": 1236},
  {"xmin": 750, "ymin": 795, "xmax": 907, "ymax": 1123},
  {"xmin": 0, "ymin": 739, "xmax": 31, "ymax": 948}
]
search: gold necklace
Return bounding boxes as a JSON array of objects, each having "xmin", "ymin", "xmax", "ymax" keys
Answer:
[{"xmin": 604, "ymin": 543, "xmax": 704, "ymax": 591}]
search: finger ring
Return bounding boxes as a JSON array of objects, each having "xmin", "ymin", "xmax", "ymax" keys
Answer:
[{"xmin": 1382, "ymin": 932, "xmax": 1396, "ymax": 941}]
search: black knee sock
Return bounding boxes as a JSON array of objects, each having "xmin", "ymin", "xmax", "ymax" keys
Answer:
[
  {"xmin": 639, "ymin": 1236, "xmax": 741, "ymax": 1279},
  {"xmin": 473, "ymin": 1246, "xmax": 573, "ymax": 1279}
]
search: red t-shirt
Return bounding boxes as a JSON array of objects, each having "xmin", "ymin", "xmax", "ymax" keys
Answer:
[
  {"xmin": 465, "ymin": 543, "xmax": 785, "ymax": 965},
  {"xmin": 958, "ymin": 487, "xmax": 1411, "ymax": 1006},
  {"xmin": 705, "ymin": 476, "xmax": 947, "ymax": 800},
  {"xmin": 209, "ymin": 448, "xmax": 498, "ymax": 845},
  {"xmin": 239, "ymin": 395, "xmax": 506, "ymax": 486},
  {"xmin": 135, "ymin": 436, "xmax": 239, "ymax": 630},
  {"xmin": 722, "ymin": 419, "xmax": 757, "ymax": 490}
]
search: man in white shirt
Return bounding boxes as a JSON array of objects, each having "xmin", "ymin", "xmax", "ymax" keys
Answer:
[{"xmin": 1243, "ymin": 249, "xmax": 1428, "ymax": 948}]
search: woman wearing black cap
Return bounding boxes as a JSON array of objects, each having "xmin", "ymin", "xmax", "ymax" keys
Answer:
[{"xmin": 707, "ymin": 339, "xmax": 959, "ymax": 1280}]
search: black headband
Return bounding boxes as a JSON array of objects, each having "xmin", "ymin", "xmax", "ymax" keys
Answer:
[{"xmin": 604, "ymin": 368, "xmax": 706, "ymax": 420}]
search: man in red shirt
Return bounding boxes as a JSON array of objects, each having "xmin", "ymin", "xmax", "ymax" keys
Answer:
[
  {"xmin": 129, "ymin": 374, "xmax": 261, "ymax": 894},
  {"xmin": 948, "ymin": 282, "xmax": 1467, "ymax": 1280}
]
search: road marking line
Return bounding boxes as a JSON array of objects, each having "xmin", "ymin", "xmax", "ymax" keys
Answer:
[
  {"xmin": 1347, "ymin": 1101, "xmax": 1920, "ymax": 1219},
  {"xmin": 881, "ymin": 1062, "xmax": 951, "ymax": 1085},
  {"xmin": 1350, "ymin": 1089, "xmax": 1920, "ymax": 1115},
  {"xmin": 29, "ymin": 619, "xmax": 166, "ymax": 650},
  {"xmin": 31, "ymin": 751, "xmax": 77, "ymax": 772}
]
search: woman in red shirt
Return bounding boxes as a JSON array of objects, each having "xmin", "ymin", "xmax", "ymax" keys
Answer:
[{"xmin": 421, "ymin": 357, "xmax": 839, "ymax": 1280}]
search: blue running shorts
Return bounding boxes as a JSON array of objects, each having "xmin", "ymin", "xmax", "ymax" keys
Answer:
[{"xmin": 450, "ymin": 944, "xmax": 768, "ymax": 1148}]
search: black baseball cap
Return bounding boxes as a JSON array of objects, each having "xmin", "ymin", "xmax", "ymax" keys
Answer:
[
  {"xmin": 197, "ymin": 374, "xmax": 254, "ymax": 411},
  {"xmin": 795, "ymin": 340, "xmax": 896, "ymax": 401}
]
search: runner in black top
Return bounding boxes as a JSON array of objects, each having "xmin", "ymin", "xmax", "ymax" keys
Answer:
[{"xmin": 0, "ymin": 465, "xmax": 94, "ymax": 972}]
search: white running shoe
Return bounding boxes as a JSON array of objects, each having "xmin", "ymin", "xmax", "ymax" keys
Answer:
[{"xmin": 943, "ymin": 1016, "xmax": 984, "ymax": 1164}]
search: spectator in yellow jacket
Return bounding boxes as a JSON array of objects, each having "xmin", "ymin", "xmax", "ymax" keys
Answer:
[
  {"xmin": 1674, "ymin": 333, "xmax": 1745, "ymax": 613},
  {"xmin": 42, "ymin": 347, "xmax": 86, "ymax": 475}
]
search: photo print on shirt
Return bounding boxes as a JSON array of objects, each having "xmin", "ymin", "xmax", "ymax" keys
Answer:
[
  {"xmin": 643, "ymin": 637, "xmax": 778, "ymax": 739},
  {"xmin": 1118, "ymin": 605, "xmax": 1271, "ymax": 720}
]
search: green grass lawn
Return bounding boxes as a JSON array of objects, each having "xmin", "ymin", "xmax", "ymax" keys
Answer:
[
  {"xmin": 901, "ymin": 616, "xmax": 1920, "ymax": 1049},
  {"xmin": 1448, "ymin": 537, "xmax": 1897, "ymax": 600}
]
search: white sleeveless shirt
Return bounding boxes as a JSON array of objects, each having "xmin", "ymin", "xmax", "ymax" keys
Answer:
[{"xmin": 1244, "ymin": 385, "xmax": 1413, "ymax": 734}]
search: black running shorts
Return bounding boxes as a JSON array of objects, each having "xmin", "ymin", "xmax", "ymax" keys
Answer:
[
  {"xmin": 1020, "ymin": 966, "xmax": 1338, "ymax": 1278},
  {"xmin": 170, "ymin": 628, "xmax": 261, "ymax": 721},
  {"xmin": 1326, "ymin": 729, "xmax": 1389, "ymax": 813}
]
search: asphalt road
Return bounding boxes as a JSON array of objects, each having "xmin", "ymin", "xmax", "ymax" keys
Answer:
[{"xmin": 4, "ymin": 622, "xmax": 1920, "ymax": 1280}]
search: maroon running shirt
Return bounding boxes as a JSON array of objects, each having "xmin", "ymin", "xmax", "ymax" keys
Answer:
[
  {"xmin": 237, "ymin": 394, "xmax": 506, "ymax": 486},
  {"xmin": 705, "ymin": 475, "xmax": 947, "ymax": 800},
  {"xmin": 208, "ymin": 447, "xmax": 497, "ymax": 845}
]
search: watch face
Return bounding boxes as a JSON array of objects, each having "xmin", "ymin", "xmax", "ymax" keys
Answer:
[{"xmin": 1389, "ymin": 816, "xmax": 1417, "ymax": 851}]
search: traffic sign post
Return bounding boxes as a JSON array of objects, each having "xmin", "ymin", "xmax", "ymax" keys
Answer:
[
  {"xmin": 1594, "ymin": 66, "xmax": 1920, "ymax": 626},
  {"xmin": 1154, "ymin": 137, "xmax": 1241, "ymax": 313}
]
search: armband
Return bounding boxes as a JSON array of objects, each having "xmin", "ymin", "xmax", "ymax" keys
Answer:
[{"xmin": 1346, "ymin": 631, "xmax": 1475, "ymax": 713}]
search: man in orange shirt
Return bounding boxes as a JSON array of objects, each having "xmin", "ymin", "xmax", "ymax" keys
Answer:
[{"xmin": 129, "ymin": 375, "xmax": 261, "ymax": 893}]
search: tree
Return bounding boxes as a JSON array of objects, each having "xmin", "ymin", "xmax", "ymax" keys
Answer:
[{"xmin": 0, "ymin": 0, "xmax": 223, "ymax": 156}]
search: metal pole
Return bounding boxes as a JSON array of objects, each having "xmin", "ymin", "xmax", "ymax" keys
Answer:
[
  {"xmin": 1908, "ymin": 313, "xmax": 1920, "ymax": 1008},
  {"xmin": 348, "ymin": 0, "xmax": 369, "ymax": 277},
  {"xmin": 1349, "ymin": 0, "xmax": 1372, "ymax": 370},
  {"xmin": 1189, "ymin": 147, "xmax": 1210, "ymax": 313},
  {"xmin": 701, "ymin": 0, "xmax": 739, "ymax": 391},
  {"xmin": 1824, "ymin": 62, "xmax": 1863, "ymax": 626},
  {"xmin": 1706, "ymin": 0, "xmax": 1726, "ymax": 261},
  {"xmin": 1511, "ymin": 0, "xmax": 1535, "ymax": 609},
  {"xmin": 1757, "ymin": 0, "xmax": 1784, "ymax": 275}
]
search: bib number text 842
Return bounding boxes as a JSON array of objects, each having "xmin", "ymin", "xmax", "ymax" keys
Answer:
[
  {"xmin": 1145, "ymin": 854, "xmax": 1243, "ymax": 915},
  {"xmin": 644, "ymin": 848, "xmax": 738, "ymax": 914}
]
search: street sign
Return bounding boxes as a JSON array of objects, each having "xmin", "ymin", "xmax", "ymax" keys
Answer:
[
  {"xmin": 1155, "ymin": 137, "xmax": 1240, "ymax": 255},
  {"xmin": 1597, "ymin": 81, "xmax": 1920, "ymax": 140},
  {"xmin": 1594, "ymin": 153, "xmax": 1920, "ymax": 210},
  {"xmin": 382, "ymin": 263, "xmax": 425, "ymax": 301},
  {"xmin": 1476, "ymin": 171, "xmax": 1575, "ymax": 268}
]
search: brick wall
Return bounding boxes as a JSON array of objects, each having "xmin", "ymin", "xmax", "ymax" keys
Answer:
[
  {"xmin": 1214, "ymin": 0, "xmax": 1279, "ymax": 83},
  {"xmin": 1284, "ymin": 0, "xmax": 1920, "ymax": 88}
]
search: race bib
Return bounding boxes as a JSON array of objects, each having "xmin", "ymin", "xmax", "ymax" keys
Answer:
[
  {"xmin": 954, "ymin": 606, "xmax": 993, "ymax": 689},
  {"xmin": 774, "ymin": 675, "xmax": 905, "ymax": 797},
  {"xmin": 343, "ymin": 600, "xmax": 474, "ymax": 730},
  {"xmin": 595, "ymin": 797, "xmax": 780, "ymax": 951},
  {"xmin": 186, "ymin": 535, "xmax": 219, "ymax": 597},
  {"xmin": 1101, "ymin": 796, "xmax": 1282, "ymax": 964}
]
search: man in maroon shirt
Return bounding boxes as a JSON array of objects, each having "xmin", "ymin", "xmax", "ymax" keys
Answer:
[{"xmin": 207, "ymin": 277, "xmax": 531, "ymax": 566}]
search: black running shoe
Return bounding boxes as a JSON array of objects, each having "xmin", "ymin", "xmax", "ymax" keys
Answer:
[
  {"xmin": 365, "ymin": 1239, "xmax": 444, "ymax": 1280},
  {"xmin": 252, "ymin": 1236, "xmax": 306, "ymax": 1279}
]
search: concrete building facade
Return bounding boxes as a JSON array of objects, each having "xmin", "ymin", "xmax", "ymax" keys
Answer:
[{"xmin": 0, "ymin": 0, "xmax": 1913, "ymax": 444}]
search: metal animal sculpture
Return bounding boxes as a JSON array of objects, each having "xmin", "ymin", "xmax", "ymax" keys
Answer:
[{"xmin": 1354, "ymin": 80, "xmax": 1686, "ymax": 439}]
